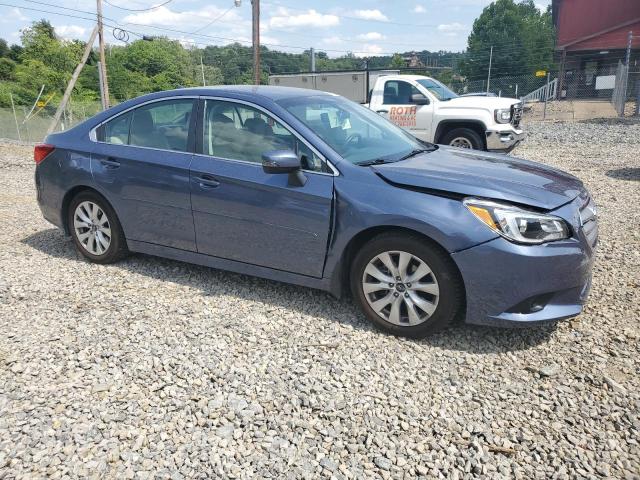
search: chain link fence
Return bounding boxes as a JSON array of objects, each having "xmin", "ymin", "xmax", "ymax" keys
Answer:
[
  {"xmin": 2, "ymin": 68, "xmax": 639, "ymax": 144},
  {"xmin": 448, "ymin": 69, "xmax": 640, "ymax": 122},
  {"xmin": 0, "ymin": 95, "xmax": 103, "ymax": 143}
]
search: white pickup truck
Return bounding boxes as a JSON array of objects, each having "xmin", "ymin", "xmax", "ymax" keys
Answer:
[{"xmin": 269, "ymin": 72, "xmax": 524, "ymax": 152}]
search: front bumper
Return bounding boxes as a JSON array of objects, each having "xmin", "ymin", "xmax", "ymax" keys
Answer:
[
  {"xmin": 485, "ymin": 128, "xmax": 525, "ymax": 153},
  {"xmin": 452, "ymin": 196, "xmax": 597, "ymax": 327}
]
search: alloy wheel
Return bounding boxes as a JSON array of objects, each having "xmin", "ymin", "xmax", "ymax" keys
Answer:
[
  {"xmin": 361, "ymin": 250, "xmax": 439, "ymax": 326},
  {"xmin": 449, "ymin": 137, "xmax": 473, "ymax": 148},
  {"xmin": 73, "ymin": 201, "xmax": 112, "ymax": 256}
]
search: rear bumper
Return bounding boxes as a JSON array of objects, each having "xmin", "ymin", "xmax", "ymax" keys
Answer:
[
  {"xmin": 452, "ymin": 235, "xmax": 595, "ymax": 328},
  {"xmin": 485, "ymin": 128, "xmax": 525, "ymax": 153}
]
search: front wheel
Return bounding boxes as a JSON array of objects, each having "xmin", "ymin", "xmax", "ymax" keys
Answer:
[
  {"xmin": 350, "ymin": 233, "xmax": 464, "ymax": 338},
  {"xmin": 441, "ymin": 128, "xmax": 484, "ymax": 150}
]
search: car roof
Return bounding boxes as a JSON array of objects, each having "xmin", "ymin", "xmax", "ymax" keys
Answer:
[{"xmin": 163, "ymin": 85, "xmax": 334, "ymax": 101}]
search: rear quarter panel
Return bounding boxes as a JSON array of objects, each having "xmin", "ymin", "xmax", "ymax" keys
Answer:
[{"xmin": 36, "ymin": 133, "xmax": 96, "ymax": 231}]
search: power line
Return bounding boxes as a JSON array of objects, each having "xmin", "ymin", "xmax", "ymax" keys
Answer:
[
  {"xmin": 102, "ymin": 0, "xmax": 173, "ymax": 12},
  {"xmin": 190, "ymin": 5, "xmax": 235, "ymax": 35},
  {"xmin": 261, "ymin": 0, "xmax": 442, "ymax": 28}
]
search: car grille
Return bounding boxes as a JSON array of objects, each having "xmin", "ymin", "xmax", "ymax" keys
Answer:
[
  {"xmin": 511, "ymin": 103, "xmax": 523, "ymax": 128},
  {"xmin": 579, "ymin": 195, "xmax": 598, "ymax": 248}
]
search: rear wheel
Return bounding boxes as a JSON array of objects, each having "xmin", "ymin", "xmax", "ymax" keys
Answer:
[
  {"xmin": 68, "ymin": 191, "xmax": 128, "ymax": 264},
  {"xmin": 441, "ymin": 128, "xmax": 484, "ymax": 150},
  {"xmin": 350, "ymin": 233, "xmax": 464, "ymax": 338}
]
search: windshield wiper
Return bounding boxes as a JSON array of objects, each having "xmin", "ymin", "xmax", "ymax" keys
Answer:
[
  {"xmin": 355, "ymin": 158, "xmax": 394, "ymax": 166},
  {"xmin": 398, "ymin": 148, "xmax": 431, "ymax": 161}
]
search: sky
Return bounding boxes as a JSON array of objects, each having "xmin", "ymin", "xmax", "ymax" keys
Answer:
[{"xmin": 0, "ymin": 0, "xmax": 552, "ymax": 56}]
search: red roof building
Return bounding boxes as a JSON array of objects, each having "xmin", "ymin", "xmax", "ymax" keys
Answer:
[{"xmin": 553, "ymin": 0, "xmax": 640, "ymax": 98}]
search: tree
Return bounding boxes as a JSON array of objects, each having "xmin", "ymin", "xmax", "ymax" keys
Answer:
[
  {"xmin": 8, "ymin": 44, "xmax": 23, "ymax": 62},
  {"xmin": 390, "ymin": 54, "xmax": 405, "ymax": 69},
  {"xmin": 0, "ymin": 57, "xmax": 17, "ymax": 81},
  {"xmin": 0, "ymin": 39, "xmax": 9, "ymax": 57},
  {"xmin": 460, "ymin": 0, "xmax": 554, "ymax": 79}
]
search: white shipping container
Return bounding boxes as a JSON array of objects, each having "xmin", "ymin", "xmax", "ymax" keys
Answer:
[{"xmin": 268, "ymin": 70, "xmax": 399, "ymax": 103}]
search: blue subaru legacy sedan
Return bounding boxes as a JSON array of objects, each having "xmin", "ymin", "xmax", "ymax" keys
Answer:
[{"xmin": 34, "ymin": 86, "xmax": 597, "ymax": 337}]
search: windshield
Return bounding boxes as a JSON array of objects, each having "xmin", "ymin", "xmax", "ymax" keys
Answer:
[
  {"xmin": 276, "ymin": 95, "xmax": 429, "ymax": 165},
  {"xmin": 416, "ymin": 79, "xmax": 458, "ymax": 101}
]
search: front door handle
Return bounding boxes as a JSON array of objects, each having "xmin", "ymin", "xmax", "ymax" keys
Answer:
[
  {"xmin": 197, "ymin": 174, "xmax": 220, "ymax": 189},
  {"xmin": 100, "ymin": 158, "xmax": 120, "ymax": 169},
  {"xmin": 376, "ymin": 109, "xmax": 389, "ymax": 114}
]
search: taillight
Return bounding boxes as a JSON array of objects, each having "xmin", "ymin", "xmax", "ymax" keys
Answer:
[{"xmin": 34, "ymin": 144, "xmax": 55, "ymax": 165}]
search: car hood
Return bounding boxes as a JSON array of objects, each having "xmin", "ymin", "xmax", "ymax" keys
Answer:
[
  {"xmin": 371, "ymin": 147, "xmax": 584, "ymax": 210},
  {"xmin": 440, "ymin": 96, "xmax": 519, "ymax": 110}
]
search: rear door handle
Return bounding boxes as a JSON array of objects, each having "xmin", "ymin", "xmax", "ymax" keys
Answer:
[
  {"xmin": 197, "ymin": 174, "xmax": 220, "ymax": 189},
  {"xmin": 100, "ymin": 158, "xmax": 120, "ymax": 169},
  {"xmin": 376, "ymin": 109, "xmax": 389, "ymax": 114}
]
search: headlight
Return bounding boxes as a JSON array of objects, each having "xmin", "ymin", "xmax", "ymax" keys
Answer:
[
  {"xmin": 464, "ymin": 198, "xmax": 570, "ymax": 244},
  {"xmin": 494, "ymin": 108, "xmax": 512, "ymax": 124}
]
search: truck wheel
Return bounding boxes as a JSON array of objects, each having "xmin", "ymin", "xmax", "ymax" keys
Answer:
[
  {"xmin": 442, "ymin": 128, "xmax": 484, "ymax": 150},
  {"xmin": 350, "ymin": 232, "xmax": 464, "ymax": 338}
]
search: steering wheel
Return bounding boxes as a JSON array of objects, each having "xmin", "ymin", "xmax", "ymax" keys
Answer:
[{"xmin": 345, "ymin": 133, "xmax": 362, "ymax": 146}]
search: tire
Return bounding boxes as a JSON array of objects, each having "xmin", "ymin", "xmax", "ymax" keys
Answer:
[
  {"xmin": 350, "ymin": 232, "xmax": 464, "ymax": 338},
  {"xmin": 441, "ymin": 128, "xmax": 484, "ymax": 150},
  {"xmin": 67, "ymin": 190, "xmax": 128, "ymax": 264}
]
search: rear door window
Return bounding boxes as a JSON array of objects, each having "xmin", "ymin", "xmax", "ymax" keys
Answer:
[
  {"xmin": 100, "ymin": 111, "xmax": 132, "ymax": 145},
  {"xmin": 129, "ymin": 99, "xmax": 194, "ymax": 151},
  {"xmin": 97, "ymin": 99, "xmax": 194, "ymax": 152}
]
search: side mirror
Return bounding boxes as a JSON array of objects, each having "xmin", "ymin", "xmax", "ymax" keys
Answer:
[
  {"xmin": 262, "ymin": 149, "xmax": 300, "ymax": 173},
  {"xmin": 262, "ymin": 149, "xmax": 307, "ymax": 187},
  {"xmin": 411, "ymin": 93, "xmax": 430, "ymax": 105}
]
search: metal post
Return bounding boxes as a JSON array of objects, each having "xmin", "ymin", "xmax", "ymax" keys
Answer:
[
  {"xmin": 251, "ymin": 0, "xmax": 260, "ymax": 85},
  {"xmin": 557, "ymin": 49, "xmax": 566, "ymax": 100},
  {"xmin": 625, "ymin": 31, "xmax": 633, "ymax": 66},
  {"xmin": 486, "ymin": 45, "xmax": 493, "ymax": 94},
  {"xmin": 543, "ymin": 72, "xmax": 550, "ymax": 120},
  {"xmin": 24, "ymin": 85, "xmax": 44, "ymax": 124},
  {"xmin": 47, "ymin": 25, "xmax": 99, "ymax": 135},
  {"xmin": 310, "ymin": 47, "xmax": 315, "ymax": 72},
  {"xmin": 200, "ymin": 55, "xmax": 206, "ymax": 86},
  {"xmin": 97, "ymin": 0, "xmax": 110, "ymax": 109},
  {"xmin": 515, "ymin": 84, "xmax": 518, "ymax": 98},
  {"xmin": 98, "ymin": 61, "xmax": 106, "ymax": 110},
  {"xmin": 9, "ymin": 93, "xmax": 21, "ymax": 141}
]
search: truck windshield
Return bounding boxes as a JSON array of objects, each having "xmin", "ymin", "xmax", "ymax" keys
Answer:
[
  {"xmin": 416, "ymin": 79, "xmax": 458, "ymax": 101},
  {"xmin": 276, "ymin": 95, "xmax": 431, "ymax": 165}
]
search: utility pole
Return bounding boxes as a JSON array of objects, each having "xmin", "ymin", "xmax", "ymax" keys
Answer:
[
  {"xmin": 97, "ymin": 0, "xmax": 110, "ymax": 109},
  {"xmin": 200, "ymin": 55, "xmax": 206, "ymax": 86},
  {"xmin": 625, "ymin": 31, "xmax": 633, "ymax": 66},
  {"xmin": 47, "ymin": 25, "xmax": 99, "ymax": 135},
  {"xmin": 252, "ymin": 0, "xmax": 260, "ymax": 85},
  {"xmin": 486, "ymin": 45, "xmax": 493, "ymax": 95},
  {"xmin": 310, "ymin": 47, "xmax": 315, "ymax": 72}
]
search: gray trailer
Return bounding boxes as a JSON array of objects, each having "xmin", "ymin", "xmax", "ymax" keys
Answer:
[{"xmin": 268, "ymin": 70, "xmax": 400, "ymax": 104}]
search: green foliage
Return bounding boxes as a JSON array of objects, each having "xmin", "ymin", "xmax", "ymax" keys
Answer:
[
  {"xmin": 1, "ymin": 20, "xmax": 471, "ymax": 108},
  {"xmin": 0, "ymin": 39, "xmax": 9, "ymax": 58},
  {"xmin": 390, "ymin": 54, "xmax": 405, "ymax": 68},
  {"xmin": 8, "ymin": 45, "xmax": 23, "ymax": 62},
  {"xmin": 0, "ymin": 57, "xmax": 16, "ymax": 81},
  {"xmin": 461, "ymin": 0, "xmax": 554, "ymax": 79}
]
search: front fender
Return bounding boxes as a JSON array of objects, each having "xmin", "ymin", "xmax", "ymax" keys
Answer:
[{"xmin": 323, "ymin": 173, "xmax": 498, "ymax": 294}]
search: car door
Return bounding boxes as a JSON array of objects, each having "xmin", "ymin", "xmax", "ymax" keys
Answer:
[
  {"xmin": 374, "ymin": 79, "xmax": 434, "ymax": 141},
  {"xmin": 189, "ymin": 98, "xmax": 334, "ymax": 278},
  {"xmin": 92, "ymin": 97, "xmax": 198, "ymax": 251}
]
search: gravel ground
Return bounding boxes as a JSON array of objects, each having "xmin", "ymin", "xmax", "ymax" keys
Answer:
[{"xmin": 1, "ymin": 120, "xmax": 639, "ymax": 479}]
